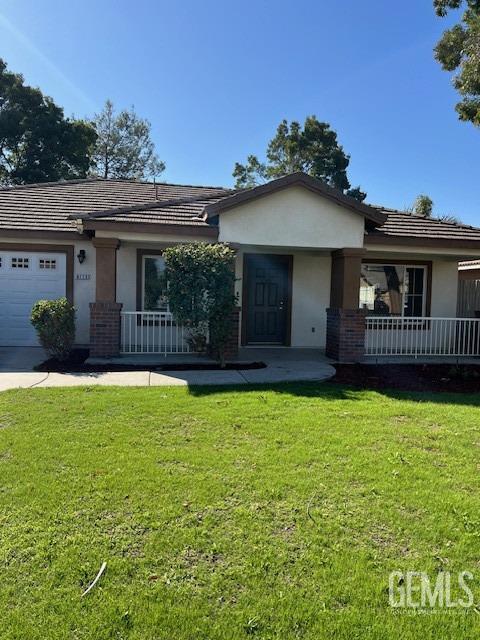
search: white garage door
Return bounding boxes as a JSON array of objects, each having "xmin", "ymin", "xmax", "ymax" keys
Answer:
[{"xmin": 0, "ymin": 251, "xmax": 67, "ymax": 346}]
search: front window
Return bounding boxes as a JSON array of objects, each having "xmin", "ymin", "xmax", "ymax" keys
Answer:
[
  {"xmin": 360, "ymin": 264, "xmax": 427, "ymax": 317},
  {"xmin": 142, "ymin": 255, "xmax": 168, "ymax": 311}
]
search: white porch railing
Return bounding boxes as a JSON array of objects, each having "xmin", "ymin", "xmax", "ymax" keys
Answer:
[
  {"xmin": 120, "ymin": 312, "xmax": 192, "ymax": 355},
  {"xmin": 365, "ymin": 316, "xmax": 480, "ymax": 357}
]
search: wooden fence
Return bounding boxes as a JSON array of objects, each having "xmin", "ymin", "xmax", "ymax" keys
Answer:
[{"xmin": 458, "ymin": 279, "xmax": 480, "ymax": 318}]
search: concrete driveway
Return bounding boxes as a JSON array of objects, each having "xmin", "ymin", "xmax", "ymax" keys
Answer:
[
  {"xmin": 0, "ymin": 347, "xmax": 336, "ymax": 391},
  {"xmin": 0, "ymin": 347, "xmax": 47, "ymax": 372}
]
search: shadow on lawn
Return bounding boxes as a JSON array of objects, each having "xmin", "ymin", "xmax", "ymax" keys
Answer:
[{"xmin": 187, "ymin": 380, "xmax": 480, "ymax": 407}]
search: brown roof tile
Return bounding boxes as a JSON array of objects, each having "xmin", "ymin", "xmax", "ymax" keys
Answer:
[
  {"xmin": 0, "ymin": 178, "xmax": 231, "ymax": 232},
  {"xmin": 78, "ymin": 192, "xmax": 232, "ymax": 227},
  {"xmin": 367, "ymin": 209, "xmax": 480, "ymax": 244},
  {"xmin": 1, "ymin": 176, "xmax": 480, "ymax": 250}
]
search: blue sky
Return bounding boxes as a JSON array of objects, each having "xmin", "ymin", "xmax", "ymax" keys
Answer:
[{"xmin": 1, "ymin": 0, "xmax": 479, "ymax": 223}]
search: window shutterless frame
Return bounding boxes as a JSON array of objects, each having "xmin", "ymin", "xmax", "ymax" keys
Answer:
[
  {"xmin": 361, "ymin": 259, "xmax": 432, "ymax": 321},
  {"xmin": 135, "ymin": 249, "xmax": 176, "ymax": 327},
  {"xmin": 403, "ymin": 266, "xmax": 427, "ymax": 317},
  {"xmin": 141, "ymin": 254, "xmax": 168, "ymax": 312},
  {"xmin": 136, "ymin": 249, "xmax": 163, "ymax": 312},
  {"xmin": 361, "ymin": 264, "xmax": 427, "ymax": 317}
]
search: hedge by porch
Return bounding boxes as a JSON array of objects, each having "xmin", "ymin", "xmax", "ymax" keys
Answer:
[{"xmin": 163, "ymin": 242, "xmax": 238, "ymax": 365}]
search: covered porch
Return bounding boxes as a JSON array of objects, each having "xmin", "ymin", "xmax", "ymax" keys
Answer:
[
  {"xmin": 84, "ymin": 174, "xmax": 385, "ymax": 362},
  {"xmin": 88, "ymin": 232, "xmax": 365, "ymax": 361},
  {"xmin": 88, "ymin": 234, "xmax": 480, "ymax": 363},
  {"xmin": 86, "ymin": 185, "xmax": 480, "ymax": 364}
]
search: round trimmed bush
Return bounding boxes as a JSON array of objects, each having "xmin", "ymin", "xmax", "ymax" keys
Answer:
[{"xmin": 30, "ymin": 298, "xmax": 75, "ymax": 361}]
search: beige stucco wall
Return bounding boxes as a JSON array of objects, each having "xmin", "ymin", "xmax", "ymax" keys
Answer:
[
  {"xmin": 218, "ymin": 185, "xmax": 365, "ymax": 249},
  {"xmin": 235, "ymin": 248, "xmax": 331, "ymax": 348},
  {"xmin": 116, "ymin": 243, "xmax": 137, "ymax": 311},
  {"xmin": 0, "ymin": 236, "xmax": 94, "ymax": 344},
  {"xmin": 430, "ymin": 259, "xmax": 459, "ymax": 316},
  {"xmin": 291, "ymin": 252, "xmax": 332, "ymax": 347}
]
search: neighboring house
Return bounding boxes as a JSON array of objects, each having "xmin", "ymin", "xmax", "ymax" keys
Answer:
[
  {"xmin": 458, "ymin": 260, "xmax": 480, "ymax": 318},
  {"xmin": 1, "ymin": 171, "xmax": 480, "ymax": 362},
  {"xmin": 459, "ymin": 260, "xmax": 480, "ymax": 282}
]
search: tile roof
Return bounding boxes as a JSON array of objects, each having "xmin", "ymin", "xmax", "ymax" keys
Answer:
[
  {"xmin": 367, "ymin": 208, "xmax": 480, "ymax": 244},
  {"xmin": 80, "ymin": 193, "xmax": 231, "ymax": 227},
  {"xmin": 0, "ymin": 178, "xmax": 231, "ymax": 232},
  {"xmin": 0, "ymin": 177, "xmax": 479, "ymax": 249}
]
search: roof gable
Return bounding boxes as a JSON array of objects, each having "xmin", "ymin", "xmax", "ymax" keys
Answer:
[
  {"xmin": 216, "ymin": 181, "xmax": 367, "ymax": 249},
  {"xmin": 204, "ymin": 172, "xmax": 387, "ymax": 226}
]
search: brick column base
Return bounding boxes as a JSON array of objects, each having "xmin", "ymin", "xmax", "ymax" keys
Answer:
[
  {"xmin": 223, "ymin": 307, "xmax": 240, "ymax": 360},
  {"xmin": 89, "ymin": 302, "xmax": 122, "ymax": 358},
  {"xmin": 326, "ymin": 308, "xmax": 366, "ymax": 363}
]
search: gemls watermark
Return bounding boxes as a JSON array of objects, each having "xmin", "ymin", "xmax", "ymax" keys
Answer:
[{"xmin": 389, "ymin": 571, "xmax": 475, "ymax": 611}]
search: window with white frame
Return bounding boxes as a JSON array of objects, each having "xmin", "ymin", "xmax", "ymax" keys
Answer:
[
  {"xmin": 142, "ymin": 255, "xmax": 168, "ymax": 311},
  {"xmin": 360, "ymin": 264, "xmax": 427, "ymax": 317}
]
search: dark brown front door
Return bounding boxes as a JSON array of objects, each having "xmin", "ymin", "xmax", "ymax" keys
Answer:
[{"xmin": 244, "ymin": 254, "xmax": 291, "ymax": 345}]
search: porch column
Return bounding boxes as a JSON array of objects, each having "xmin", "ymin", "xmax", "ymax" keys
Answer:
[
  {"xmin": 223, "ymin": 306, "xmax": 240, "ymax": 360},
  {"xmin": 89, "ymin": 238, "xmax": 122, "ymax": 358},
  {"xmin": 326, "ymin": 248, "xmax": 366, "ymax": 363},
  {"xmin": 218, "ymin": 250, "xmax": 240, "ymax": 360}
]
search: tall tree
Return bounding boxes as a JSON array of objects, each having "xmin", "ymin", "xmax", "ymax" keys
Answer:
[
  {"xmin": 233, "ymin": 116, "xmax": 367, "ymax": 201},
  {"xmin": 434, "ymin": 0, "xmax": 480, "ymax": 126},
  {"xmin": 0, "ymin": 58, "xmax": 96, "ymax": 185},
  {"xmin": 90, "ymin": 100, "xmax": 165, "ymax": 179}
]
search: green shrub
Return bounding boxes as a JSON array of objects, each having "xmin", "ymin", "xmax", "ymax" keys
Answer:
[
  {"xmin": 163, "ymin": 242, "xmax": 237, "ymax": 366},
  {"xmin": 30, "ymin": 298, "xmax": 75, "ymax": 361}
]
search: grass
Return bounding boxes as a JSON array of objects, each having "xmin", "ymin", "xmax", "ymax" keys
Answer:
[{"xmin": 1, "ymin": 383, "xmax": 480, "ymax": 638}]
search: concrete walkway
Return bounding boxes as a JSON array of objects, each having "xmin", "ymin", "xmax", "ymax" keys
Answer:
[{"xmin": 0, "ymin": 347, "xmax": 335, "ymax": 391}]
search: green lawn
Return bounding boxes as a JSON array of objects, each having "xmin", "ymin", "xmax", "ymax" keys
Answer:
[{"xmin": 1, "ymin": 383, "xmax": 480, "ymax": 639}]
